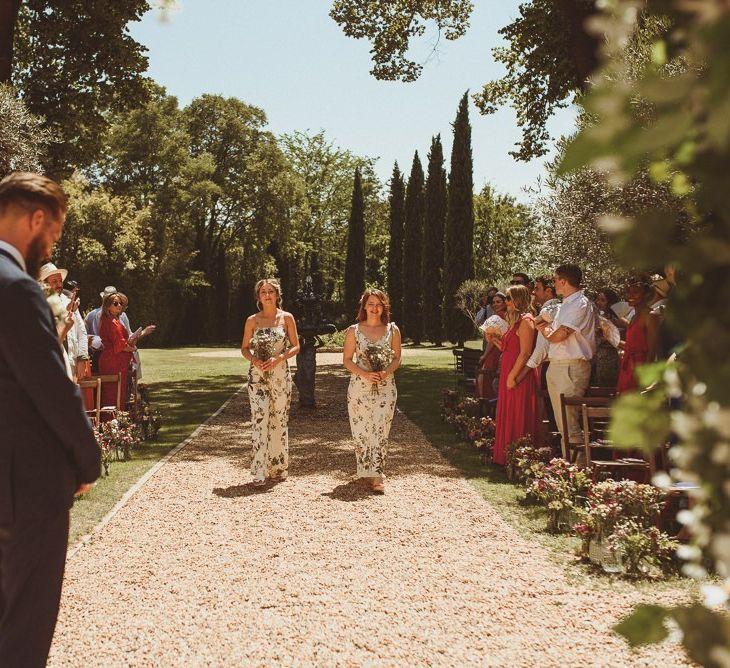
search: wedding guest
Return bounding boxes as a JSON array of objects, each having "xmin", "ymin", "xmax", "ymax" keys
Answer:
[
  {"xmin": 99, "ymin": 292, "xmax": 136, "ymax": 409},
  {"xmin": 0, "ymin": 172, "xmax": 100, "ymax": 667},
  {"xmin": 535, "ymin": 264, "xmax": 597, "ymax": 458},
  {"xmin": 40, "ymin": 263, "xmax": 90, "ymax": 381},
  {"xmin": 531, "ymin": 276, "xmax": 556, "ymax": 311},
  {"xmin": 617, "ymin": 276, "xmax": 659, "ymax": 393},
  {"xmin": 592, "ymin": 288, "xmax": 621, "ymax": 387},
  {"xmin": 491, "ymin": 285, "xmax": 539, "ymax": 465},
  {"xmin": 477, "ymin": 291, "xmax": 507, "ymax": 400},
  {"xmin": 475, "ymin": 286, "xmax": 498, "ymax": 327},
  {"xmin": 511, "ymin": 272, "xmax": 531, "ymax": 289},
  {"xmin": 240, "ymin": 279, "xmax": 300, "ymax": 486},
  {"xmin": 343, "ymin": 288, "xmax": 401, "ymax": 494}
]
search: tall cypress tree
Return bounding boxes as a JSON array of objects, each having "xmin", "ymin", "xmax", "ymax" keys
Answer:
[
  {"xmin": 344, "ymin": 167, "xmax": 365, "ymax": 320},
  {"xmin": 387, "ymin": 162, "xmax": 405, "ymax": 325},
  {"xmin": 443, "ymin": 92, "xmax": 475, "ymax": 345},
  {"xmin": 403, "ymin": 151, "xmax": 425, "ymax": 345},
  {"xmin": 422, "ymin": 135, "xmax": 447, "ymax": 346}
]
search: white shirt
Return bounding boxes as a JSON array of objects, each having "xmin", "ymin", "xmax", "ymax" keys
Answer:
[
  {"xmin": 0, "ymin": 240, "xmax": 26, "ymax": 272},
  {"xmin": 59, "ymin": 292, "xmax": 89, "ymax": 360},
  {"xmin": 526, "ymin": 332, "xmax": 550, "ymax": 368},
  {"xmin": 548, "ymin": 290, "xmax": 597, "ymax": 361}
]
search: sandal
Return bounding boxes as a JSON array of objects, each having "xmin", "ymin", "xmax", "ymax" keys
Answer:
[
  {"xmin": 271, "ymin": 471, "xmax": 288, "ymax": 482},
  {"xmin": 252, "ymin": 477, "xmax": 266, "ymax": 487},
  {"xmin": 371, "ymin": 479, "xmax": 385, "ymax": 494}
]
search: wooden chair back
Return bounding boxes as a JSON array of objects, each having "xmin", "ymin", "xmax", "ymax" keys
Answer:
[
  {"xmin": 580, "ymin": 404, "xmax": 612, "ymax": 466},
  {"xmin": 559, "ymin": 393, "xmax": 612, "ymax": 461},
  {"xmin": 88, "ymin": 373, "xmax": 124, "ymax": 417},
  {"xmin": 78, "ymin": 377, "xmax": 101, "ymax": 425}
]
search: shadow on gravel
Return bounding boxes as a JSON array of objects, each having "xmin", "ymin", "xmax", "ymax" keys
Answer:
[
  {"xmin": 212, "ymin": 480, "xmax": 284, "ymax": 497},
  {"xmin": 321, "ymin": 480, "xmax": 374, "ymax": 502}
]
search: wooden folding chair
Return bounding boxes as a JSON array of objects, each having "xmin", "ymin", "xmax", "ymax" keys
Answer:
[
  {"xmin": 88, "ymin": 373, "xmax": 123, "ymax": 420},
  {"xmin": 559, "ymin": 394, "xmax": 613, "ymax": 462},
  {"xmin": 79, "ymin": 377, "xmax": 101, "ymax": 426},
  {"xmin": 581, "ymin": 403, "xmax": 651, "ymax": 482}
]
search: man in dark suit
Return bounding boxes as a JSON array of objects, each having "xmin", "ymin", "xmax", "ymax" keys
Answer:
[{"xmin": 0, "ymin": 172, "xmax": 101, "ymax": 667}]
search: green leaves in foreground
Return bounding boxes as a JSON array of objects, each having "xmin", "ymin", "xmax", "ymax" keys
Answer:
[
  {"xmin": 608, "ymin": 389, "xmax": 671, "ymax": 454},
  {"xmin": 615, "ymin": 604, "xmax": 730, "ymax": 668}
]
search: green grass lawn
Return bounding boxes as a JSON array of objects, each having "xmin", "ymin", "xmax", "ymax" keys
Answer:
[{"xmin": 69, "ymin": 348, "xmax": 245, "ymax": 543}]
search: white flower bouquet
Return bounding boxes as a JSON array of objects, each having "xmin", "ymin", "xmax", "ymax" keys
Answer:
[
  {"xmin": 479, "ymin": 314, "xmax": 508, "ymax": 337},
  {"xmin": 361, "ymin": 343, "xmax": 394, "ymax": 395}
]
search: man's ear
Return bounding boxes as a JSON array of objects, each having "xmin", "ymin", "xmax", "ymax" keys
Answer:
[{"xmin": 28, "ymin": 208, "xmax": 46, "ymax": 233}]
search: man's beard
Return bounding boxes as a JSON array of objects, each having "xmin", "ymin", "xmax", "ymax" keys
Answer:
[{"xmin": 26, "ymin": 234, "xmax": 48, "ymax": 279}]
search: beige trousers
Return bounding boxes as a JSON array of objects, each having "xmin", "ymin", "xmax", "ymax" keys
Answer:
[{"xmin": 546, "ymin": 359, "xmax": 592, "ymax": 458}]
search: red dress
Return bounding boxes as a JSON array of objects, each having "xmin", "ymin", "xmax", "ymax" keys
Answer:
[
  {"xmin": 493, "ymin": 316, "xmax": 540, "ymax": 465},
  {"xmin": 617, "ymin": 314, "xmax": 649, "ymax": 393},
  {"xmin": 99, "ymin": 315, "xmax": 132, "ymax": 409}
]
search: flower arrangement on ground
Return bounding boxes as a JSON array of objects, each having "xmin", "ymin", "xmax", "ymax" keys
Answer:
[
  {"xmin": 573, "ymin": 479, "xmax": 676, "ymax": 577},
  {"xmin": 94, "ymin": 412, "xmax": 143, "ymax": 473},
  {"xmin": 529, "ymin": 458, "xmax": 592, "ymax": 532},
  {"xmin": 129, "ymin": 383, "xmax": 162, "ymax": 440},
  {"xmin": 505, "ymin": 436, "xmax": 552, "ymax": 483}
]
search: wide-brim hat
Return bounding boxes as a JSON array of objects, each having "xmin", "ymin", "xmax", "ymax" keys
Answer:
[
  {"xmin": 100, "ymin": 285, "xmax": 118, "ymax": 299},
  {"xmin": 39, "ymin": 262, "xmax": 67, "ymax": 283}
]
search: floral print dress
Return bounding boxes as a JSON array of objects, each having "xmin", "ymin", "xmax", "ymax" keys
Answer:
[
  {"xmin": 347, "ymin": 323, "xmax": 397, "ymax": 479},
  {"xmin": 247, "ymin": 325, "xmax": 291, "ymax": 479}
]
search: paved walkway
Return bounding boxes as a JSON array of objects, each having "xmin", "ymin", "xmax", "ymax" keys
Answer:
[{"xmin": 49, "ymin": 368, "xmax": 689, "ymax": 666}]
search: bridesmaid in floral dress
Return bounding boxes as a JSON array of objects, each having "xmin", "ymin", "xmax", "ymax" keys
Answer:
[
  {"xmin": 343, "ymin": 289, "xmax": 401, "ymax": 494},
  {"xmin": 240, "ymin": 279, "xmax": 300, "ymax": 486}
]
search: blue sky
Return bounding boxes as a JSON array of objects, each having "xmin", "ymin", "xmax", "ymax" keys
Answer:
[{"xmin": 130, "ymin": 0, "xmax": 577, "ymax": 201}]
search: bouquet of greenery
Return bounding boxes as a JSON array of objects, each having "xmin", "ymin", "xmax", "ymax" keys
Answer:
[{"xmin": 361, "ymin": 343, "xmax": 394, "ymax": 395}]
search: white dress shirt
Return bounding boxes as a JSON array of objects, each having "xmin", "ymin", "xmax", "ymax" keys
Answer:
[
  {"xmin": 60, "ymin": 292, "xmax": 89, "ymax": 360},
  {"xmin": 548, "ymin": 290, "xmax": 597, "ymax": 361}
]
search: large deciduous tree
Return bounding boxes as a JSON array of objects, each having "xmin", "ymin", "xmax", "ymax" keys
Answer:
[
  {"xmin": 386, "ymin": 162, "xmax": 405, "ymax": 325},
  {"xmin": 12, "ymin": 0, "xmax": 151, "ymax": 176},
  {"xmin": 344, "ymin": 167, "xmax": 366, "ymax": 319},
  {"xmin": 402, "ymin": 151, "xmax": 425, "ymax": 345},
  {"xmin": 443, "ymin": 93, "xmax": 474, "ymax": 346},
  {"xmin": 0, "ymin": 83, "xmax": 51, "ymax": 176},
  {"xmin": 422, "ymin": 135, "xmax": 446, "ymax": 345}
]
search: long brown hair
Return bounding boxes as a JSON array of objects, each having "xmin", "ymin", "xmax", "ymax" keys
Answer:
[
  {"xmin": 254, "ymin": 278, "xmax": 282, "ymax": 310},
  {"xmin": 356, "ymin": 288, "xmax": 391, "ymax": 324},
  {"xmin": 102, "ymin": 292, "xmax": 128, "ymax": 318},
  {"xmin": 505, "ymin": 284, "xmax": 534, "ymax": 327}
]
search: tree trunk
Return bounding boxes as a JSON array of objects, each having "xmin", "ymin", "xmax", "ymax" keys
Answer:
[{"xmin": 0, "ymin": 0, "xmax": 22, "ymax": 84}]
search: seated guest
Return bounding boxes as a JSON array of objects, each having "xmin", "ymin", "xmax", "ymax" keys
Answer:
[
  {"xmin": 491, "ymin": 285, "xmax": 539, "ymax": 465},
  {"xmin": 617, "ymin": 276, "xmax": 659, "ymax": 393},
  {"xmin": 477, "ymin": 292, "xmax": 507, "ymax": 400}
]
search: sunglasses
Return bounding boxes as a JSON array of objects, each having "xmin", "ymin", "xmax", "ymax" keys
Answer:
[
  {"xmin": 510, "ymin": 280, "xmax": 525, "ymax": 286},
  {"xmin": 111, "ymin": 300, "xmax": 123, "ymax": 307}
]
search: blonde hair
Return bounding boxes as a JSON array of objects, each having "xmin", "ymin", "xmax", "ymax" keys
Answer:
[
  {"xmin": 505, "ymin": 284, "xmax": 534, "ymax": 327},
  {"xmin": 254, "ymin": 278, "xmax": 282, "ymax": 310},
  {"xmin": 356, "ymin": 288, "xmax": 391, "ymax": 324}
]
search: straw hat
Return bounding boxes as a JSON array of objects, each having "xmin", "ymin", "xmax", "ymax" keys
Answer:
[
  {"xmin": 39, "ymin": 262, "xmax": 67, "ymax": 283},
  {"xmin": 100, "ymin": 285, "xmax": 118, "ymax": 299}
]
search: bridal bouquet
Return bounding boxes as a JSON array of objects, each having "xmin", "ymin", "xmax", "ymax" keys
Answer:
[
  {"xmin": 479, "ymin": 314, "xmax": 509, "ymax": 337},
  {"xmin": 361, "ymin": 343, "xmax": 394, "ymax": 395},
  {"xmin": 250, "ymin": 329, "xmax": 280, "ymax": 382}
]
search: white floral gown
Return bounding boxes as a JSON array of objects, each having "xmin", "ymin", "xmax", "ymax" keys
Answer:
[
  {"xmin": 347, "ymin": 323, "xmax": 397, "ymax": 479},
  {"xmin": 248, "ymin": 326, "xmax": 292, "ymax": 479}
]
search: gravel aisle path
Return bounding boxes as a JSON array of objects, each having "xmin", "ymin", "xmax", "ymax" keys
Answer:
[{"xmin": 49, "ymin": 367, "xmax": 689, "ymax": 667}]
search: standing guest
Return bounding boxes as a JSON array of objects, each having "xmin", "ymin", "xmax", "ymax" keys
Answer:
[
  {"xmin": 241, "ymin": 279, "xmax": 300, "ymax": 486},
  {"xmin": 475, "ymin": 286, "xmax": 498, "ymax": 327},
  {"xmin": 40, "ymin": 263, "xmax": 90, "ymax": 381},
  {"xmin": 535, "ymin": 264, "xmax": 597, "ymax": 458},
  {"xmin": 511, "ymin": 272, "xmax": 531, "ymax": 288},
  {"xmin": 0, "ymin": 172, "xmax": 100, "ymax": 667},
  {"xmin": 99, "ymin": 293, "xmax": 137, "ymax": 409},
  {"xmin": 477, "ymin": 291, "xmax": 507, "ymax": 400},
  {"xmin": 531, "ymin": 276, "xmax": 556, "ymax": 311},
  {"xmin": 343, "ymin": 289, "xmax": 401, "ymax": 494},
  {"xmin": 592, "ymin": 288, "xmax": 621, "ymax": 387},
  {"xmin": 617, "ymin": 277, "xmax": 659, "ymax": 393},
  {"xmin": 491, "ymin": 285, "xmax": 539, "ymax": 465}
]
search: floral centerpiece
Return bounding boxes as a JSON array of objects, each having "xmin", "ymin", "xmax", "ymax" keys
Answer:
[
  {"xmin": 360, "ymin": 342, "xmax": 394, "ymax": 395},
  {"xmin": 93, "ymin": 412, "xmax": 142, "ymax": 474}
]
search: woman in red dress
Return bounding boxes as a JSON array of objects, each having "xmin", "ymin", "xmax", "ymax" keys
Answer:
[
  {"xmin": 477, "ymin": 292, "xmax": 507, "ymax": 400},
  {"xmin": 491, "ymin": 285, "xmax": 540, "ymax": 466},
  {"xmin": 617, "ymin": 278, "xmax": 659, "ymax": 393},
  {"xmin": 99, "ymin": 292, "xmax": 136, "ymax": 409}
]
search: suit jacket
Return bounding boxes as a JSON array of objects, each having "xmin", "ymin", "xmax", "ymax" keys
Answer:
[{"xmin": 0, "ymin": 249, "xmax": 101, "ymax": 524}]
